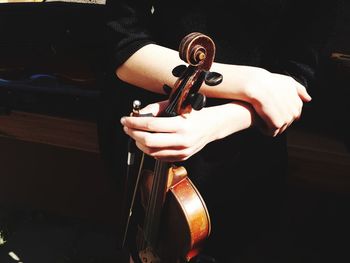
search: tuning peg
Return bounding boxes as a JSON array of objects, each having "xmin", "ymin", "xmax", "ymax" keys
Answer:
[
  {"xmin": 172, "ymin": 65, "xmax": 187, "ymax": 77},
  {"xmin": 205, "ymin": 71, "xmax": 223, "ymax": 86},
  {"xmin": 189, "ymin": 93, "xmax": 206, "ymax": 111}
]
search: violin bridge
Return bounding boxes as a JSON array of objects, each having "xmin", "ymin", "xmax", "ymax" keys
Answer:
[{"xmin": 139, "ymin": 247, "xmax": 161, "ymax": 263}]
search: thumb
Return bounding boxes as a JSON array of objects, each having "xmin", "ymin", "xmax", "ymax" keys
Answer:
[{"xmin": 139, "ymin": 100, "xmax": 169, "ymax": 116}]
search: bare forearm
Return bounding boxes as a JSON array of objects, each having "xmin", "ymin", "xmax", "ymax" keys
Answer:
[
  {"xmin": 115, "ymin": 43, "xmax": 253, "ymax": 101},
  {"xmin": 115, "ymin": 44, "xmax": 181, "ymax": 95},
  {"xmin": 204, "ymin": 102, "xmax": 255, "ymax": 142}
]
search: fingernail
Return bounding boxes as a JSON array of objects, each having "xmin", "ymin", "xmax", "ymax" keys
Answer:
[{"xmin": 120, "ymin": 117, "xmax": 126, "ymax": 125}]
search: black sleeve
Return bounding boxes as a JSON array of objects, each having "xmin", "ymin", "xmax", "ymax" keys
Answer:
[
  {"xmin": 264, "ymin": 0, "xmax": 338, "ymax": 89},
  {"xmin": 104, "ymin": 0, "xmax": 156, "ymax": 70}
]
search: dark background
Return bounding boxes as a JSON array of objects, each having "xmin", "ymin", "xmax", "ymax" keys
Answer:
[{"xmin": 0, "ymin": 2, "xmax": 349, "ymax": 263}]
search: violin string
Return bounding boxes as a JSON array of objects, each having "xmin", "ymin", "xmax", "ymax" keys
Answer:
[
  {"xmin": 144, "ymin": 160, "xmax": 157, "ymax": 238},
  {"xmin": 166, "ymin": 66, "xmax": 194, "ymax": 115},
  {"xmin": 143, "ymin": 159, "xmax": 161, "ymax": 246},
  {"xmin": 151, "ymin": 161, "xmax": 165, "ymax": 235},
  {"xmin": 145, "ymin": 160, "xmax": 170, "ymax": 248},
  {"xmin": 142, "ymin": 68, "xmax": 193, "ymax": 247},
  {"xmin": 142, "ymin": 70, "xmax": 203, "ymax": 252},
  {"xmin": 166, "ymin": 87, "xmax": 182, "ymax": 114}
]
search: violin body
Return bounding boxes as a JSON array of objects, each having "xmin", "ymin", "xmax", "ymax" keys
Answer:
[{"xmin": 135, "ymin": 164, "xmax": 210, "ymax": 263}]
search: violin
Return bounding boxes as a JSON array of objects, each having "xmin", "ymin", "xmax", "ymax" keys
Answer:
[{"xmin": 126, "ymin": 32, "xmax": 223, "ymax": 263}]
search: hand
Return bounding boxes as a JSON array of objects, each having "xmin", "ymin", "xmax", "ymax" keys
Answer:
[
  {"xmin": 244, "ymin": 69, "xmax": 312, "ymax": 136},
  {"xmin": 120, "ymin": 100, "xmax": 215, "ymax": 162},
  {"xmin": 120, "ymin": 100, "xmax": 253, "ymax": 162}
]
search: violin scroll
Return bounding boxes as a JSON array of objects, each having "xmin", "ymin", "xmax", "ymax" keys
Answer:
[
  {"xmin": 179, "ymin": 32, "xmax": 215, "ymax": 68},
  {"xmin": 166, "ymin": 32, "xmax": 223, "ymax": 116}
]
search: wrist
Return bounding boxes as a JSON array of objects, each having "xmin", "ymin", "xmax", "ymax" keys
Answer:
[
  {"xmin": 236, "ymin": 66, "xmax": 270, "ymax": 105},
  {"xmin": 205, "ymin": 63, "xmax": 268, "ymax": 104}
]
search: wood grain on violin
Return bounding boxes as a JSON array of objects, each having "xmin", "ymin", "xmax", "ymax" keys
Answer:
[{"xmin": 125, "ymin": 32, "xmax": 223, "ymax": 263}]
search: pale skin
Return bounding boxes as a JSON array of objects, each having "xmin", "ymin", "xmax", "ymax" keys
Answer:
[{"xmin": 118, "ymin": 44, "xmax": 312, "ymax": 162}]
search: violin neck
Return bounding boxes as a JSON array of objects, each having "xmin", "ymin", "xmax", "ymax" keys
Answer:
[{"xmin": 143, "ymin": 160, "xmax": 170, "ymax": 247}]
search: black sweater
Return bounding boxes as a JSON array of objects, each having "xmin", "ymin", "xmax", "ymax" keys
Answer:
[{"xmin": 101, "ymin": 1, "xmax": 337, "ymax": 260}]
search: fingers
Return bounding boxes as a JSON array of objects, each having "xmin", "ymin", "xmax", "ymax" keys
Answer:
[
  {"xmin": 120, "ymin": 106, "xmax": 205, "ymax": 162},
  {"xmin": 121, "ymin": 115, "xmax": 183, "ymax": 133},
  {"xmin": 256, "ymin": 80, "xmax": 307, "ymax": 137},
  {"xmin": 135, "ymin": 141, "xmax": 192, "ymax": 162},
  {"xmin": 257, "ymin": 97, "xmax": 303, "ymax": 137},
  {"xmin": 123, "ymin": 126, "xmax": 194, "ymax": 162},
  {"xmin": 296, "ymin": 83, "xmax": 312, "ymax": 102},
  {"xmin": 123, "ymin": 125, "xmax": 187, "ymax": 148}
]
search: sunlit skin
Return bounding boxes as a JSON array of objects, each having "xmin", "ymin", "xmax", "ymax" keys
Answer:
[{"xmin": 118, "ymin": 44, "xmax": 311, "ymax": 162}]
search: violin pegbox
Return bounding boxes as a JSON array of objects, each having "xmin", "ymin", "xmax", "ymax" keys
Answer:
[{"xmin": 164, "ymin": 32, "xmax": 223, "ymax": 116}]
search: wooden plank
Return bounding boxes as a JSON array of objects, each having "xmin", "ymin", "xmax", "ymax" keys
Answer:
[
  {"xmin": 287, "ymin": 127, "xmax": 350, "ymax": 192},
  {"xmin": 0, "ymin": 111, "xmax": 99, "ymax": 153}
]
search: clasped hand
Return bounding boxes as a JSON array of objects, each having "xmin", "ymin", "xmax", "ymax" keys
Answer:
[
  {"xmin": 120, "ymin": 101, "xmax": 219, "ymax": 162},
  {"xmin": 242, "ymin": 69, "xmax": 312, "ymax": 136}
]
